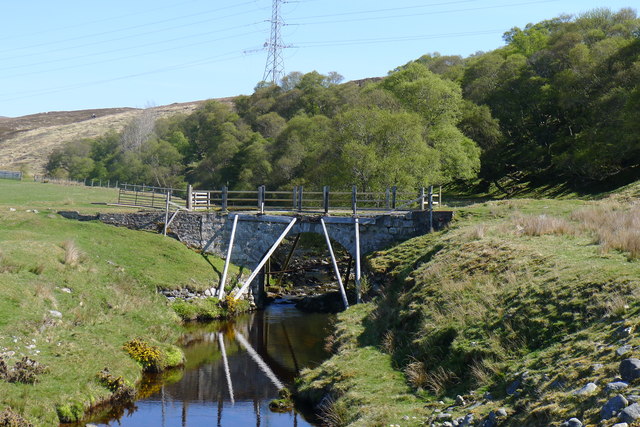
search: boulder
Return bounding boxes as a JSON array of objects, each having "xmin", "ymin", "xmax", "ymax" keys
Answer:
[
  {"xmin": 619, "ymin": 403, "xmax": 640, "ymax": 424},
  {"xmin": 620, "ymin": 359, "xmax": 640, "ymax": 382},
  {"xmin": 601, "ymin": 395, "xmax": 628, "ymax": 420},
  {"xmin": 573, "ymin": 382, "xmax": 598, "ymax": 395}
]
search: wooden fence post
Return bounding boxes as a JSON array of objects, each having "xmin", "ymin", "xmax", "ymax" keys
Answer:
[
  {"xmin": 385, "ymin": 188, "xmax": 390, "ymax": 210},
  {"xmin": 323, "ymin": 186, "xmax": 330, "ymax": 214},
  {"xmin": 351, "ymin": 185, "xmax": 357, "ymax": 216},
  {"xmin": 187, "ymin": 184, "xmax": 193, "ymax": 210},
  {"xmin": 297, "ymin": 186, "xmax": 303, "ymax": 212},
  {"xmin": 428, "ymin": 185, "xmax": 434, "ymax": 231},
  {"xmin": 222, "ymin": 186, "xmax": 228, "ymax": 212},
  {"xmin": 392, "ymin": 186, "xmax": 397, "ymax": 209},
  {"xmin": 292, "ymin": 186, "xmax": 298, "ymax": 211},
  {"xmin": 420, "ymin": 187, "xmax": 426, "ymax": 211}
]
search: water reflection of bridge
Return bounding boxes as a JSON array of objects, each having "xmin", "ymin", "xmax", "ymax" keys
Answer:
[{"xmin": 148, "ymin": 306, "xmax": 330, "ymax": 427}]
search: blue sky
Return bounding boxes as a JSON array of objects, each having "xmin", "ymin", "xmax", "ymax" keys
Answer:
[{"xmin": 0, "ymin": 0, "xmax": 636, "ymax": 117}]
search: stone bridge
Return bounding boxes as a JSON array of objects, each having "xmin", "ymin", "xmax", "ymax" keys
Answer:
[
  {"xmin": 62, "ymin": 209, "xmax": 452, "ymax": 306},
  {"xmin": 92, "ymin": 210, "xmax": 452, "ymax": 267}
]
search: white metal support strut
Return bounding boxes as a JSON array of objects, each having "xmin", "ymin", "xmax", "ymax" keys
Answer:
[
  {"xmin": 233, "ymin": 217, "xmax": 297, "ymax": 300},
  {"xmin": 218, "ymin": 214, "xmax": 239, "ymax": 299},
  {"xmin": 320, "ymin": 218, "xmax": 349, "ymax": 310}
]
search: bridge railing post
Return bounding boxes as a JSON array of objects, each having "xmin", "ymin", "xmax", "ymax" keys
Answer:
[
  {"xmin": 257, "ymin": 185, "xmax": 264, "ymax": 213},
  {"xmin": 292, "ymin": 186, "xmax": 298, "ymax": 211},
  {"xmin": 392, "ymin": 186, "xmax": 397, "ymax": 209},
  {"xmin": 351, "ymin": 185, "xmax": 357, "ymax": 215},
  {"xmin": 420, "ymin": 187, "xmax": 426, "ymax": 211},
  {"xmin": 222, "ymin": 186, "xmax": 228, "ymax": 212},
  {"xmin": 323, "ymin": 186, "xmax": 330, "ymax": 214},
  {"xmin": 428, "ymin": 185, "xmax": 434, "ymax": 231},
  {"xmin": 297, "ymin": 186, "xmax": 303, "ymax": 212},
  {"xmin": 385, "ymin": 188, "xmax": 390, "ymax": 210},
  {"xmin": 187, "ymin": 184, "xmax": 193, "ymax": 210}
]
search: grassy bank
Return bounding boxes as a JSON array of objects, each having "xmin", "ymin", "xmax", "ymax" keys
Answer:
[
  {"xmin": 297, "ymin": 182, "xmax": 640, "ymax": 426},
  {"xmin": 0, "ymin": 180, "xmax": 234, "ymax": 425}
]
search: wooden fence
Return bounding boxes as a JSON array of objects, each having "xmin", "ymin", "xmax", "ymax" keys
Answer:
[{"xmin": 186, "ymin": 185, "xmax": 440, "ymax": 214}]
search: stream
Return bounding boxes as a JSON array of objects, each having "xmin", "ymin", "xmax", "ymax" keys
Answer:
[{"xmin": 90, "ymin": 301, "xmax": 333, "ymax": 427}]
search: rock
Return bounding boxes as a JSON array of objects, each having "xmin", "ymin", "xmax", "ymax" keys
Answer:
[
  {"xmin": 455, "ymin": 395, "xmax": 466, "ymax": 406},
  {"xmin": 481, "ymin": 411, "xmax": 497, "ymax": 427},
  {"xmin": 496, "ymin": 408, "xmax": 508, "ymax": 417},
  {"xmin": 607, "ymin": 382, "xmax": 630, "ymax": 392},
  {"xmin": 9, "ymin": 208, "xmax": 16, "ymax": 212},
  {"xmin": 627, "ymin": 394, "xmax": 640, "ymax": 403},
  {"xmin": 437, "ymin": 413, "xmax": 452, "ymax": 421},
  {"xmin": 60, "ymin": 287, "xmax": 72, "ymax": 293},
  {"xmin": 617, "ymin": 345, "xmax": 633, "ymax": 356},
  {"xmin": 204, "ymin": 288, "xmax": 212, "ymax": 297},
  {"xmin": 573, "ymin": 382, "xmax": 598, "ymax": 395},
  {"xmin": 483, "ymin": 392, "xmax": 494, "ymax": 400},
  {"xmin": 506, "ymin": 379, "xmax": 521, "ymax": 395},
  {"xmin": 442, "ymin": 422, "xmax": 453, "ymax": 427},
  {"xmin": 459, "ymin": 414, "xmax": 473, "ymax": 427},
  {"xmin": 619, "ymin": 403, "xmax": 640, "ymax": 423},
  {"xmin": 48, "ymin": 310, "xmax": 62, "ymax": 318},
  {"xmin": 620, "ymin": 359, "xmax": 640, "ymax": 382},
  {"xmin": 593, "ymin": 363, "xmax": 605, "ymax": 372},
  {"xmin": 564, "ymin": 418, "xmax": 582, "ymax": 427},
  {"xmin": 602, "ymin": 395, "xmax": 629, "ymax": 420},
  {"xmin": 612, "ymin": 423, "xmax": 629, "ymax": 427}
]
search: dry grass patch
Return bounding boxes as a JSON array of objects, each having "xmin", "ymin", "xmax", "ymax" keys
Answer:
[
  {"xmin": 572, "ymin": 204, "xmax": 640, "ymax": 258},
  {"xmin": 512, "ymin": 213, "xmax": 575, "ymax": 236},
  {"xmin": 61, "ymin": 240, "xmax": 83, "ymax": 267}
]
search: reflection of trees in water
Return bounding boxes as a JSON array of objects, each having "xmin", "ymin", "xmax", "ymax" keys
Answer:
[{"xmin": 94, "ymin": 306, "xmax": 329, "ymax": 426}]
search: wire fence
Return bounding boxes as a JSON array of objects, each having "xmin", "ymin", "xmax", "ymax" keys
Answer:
[{"xmin": 0, "ymin": 170, "xmax": 22, "ymax": 180}]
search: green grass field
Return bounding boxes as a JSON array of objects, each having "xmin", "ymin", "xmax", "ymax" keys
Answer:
[
  {"xmin": 0, "ymin": 180, "xmax": 232, "ymax": 425},
  {"xmin": 297, "ymin": 182, "xmax": 640, "ymax": 426}
]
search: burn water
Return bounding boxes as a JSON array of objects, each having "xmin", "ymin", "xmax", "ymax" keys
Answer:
[{"xmin": 89, "ymin": 301, "xmax": 333, "ymax": 427}]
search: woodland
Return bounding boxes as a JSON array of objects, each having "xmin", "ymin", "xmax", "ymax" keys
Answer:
[{"xmin": 46, "ymin": 8, "xmax": 640, "ymax": 194}]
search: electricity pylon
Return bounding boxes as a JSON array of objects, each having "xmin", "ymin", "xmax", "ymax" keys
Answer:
[{"xmin": 262, "ymin": 0, "xmax": 286, "ymax": 84}]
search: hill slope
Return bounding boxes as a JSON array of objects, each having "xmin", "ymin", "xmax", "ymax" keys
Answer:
[{"xmin": 0, "ymin": 101, "xmax": 217, "ymax": 175}]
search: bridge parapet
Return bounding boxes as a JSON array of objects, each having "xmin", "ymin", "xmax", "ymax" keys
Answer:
[{"xmin": 96, "ymin": 210, "xmax": 453, "ymax": 268}]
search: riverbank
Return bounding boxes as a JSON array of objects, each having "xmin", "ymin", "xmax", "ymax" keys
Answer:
[
  {"xmin": 296, "ymin": 182, "xmax": 640, "ymax": 426},
  {"xmin": 0, "ymin": 180, "xmax": 237, "ymax": 425}
]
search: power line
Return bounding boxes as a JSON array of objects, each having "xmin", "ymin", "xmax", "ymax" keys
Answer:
[
  {"xmin": 0, "ymin": 1, "xmax": 263, "ymax": 55},
  {"xmin": 293, "ymin": 29, "xmax": 505, "ymax": 48},
  {"xmin": 0, "ymin": 23, "xmax": 264, "ymax": 74},
  {"xmin": 0, "ymin": 50, "xmax": 263, "ymax": 102},
  {"xmin": 287, "ymin": 0, "xmax": 561, "ymax": 25}
]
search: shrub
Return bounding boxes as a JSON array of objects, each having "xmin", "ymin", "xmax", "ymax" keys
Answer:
[
  {"xmin": 160, "ymin": 345, "xmax": 184, "ymax": 369},
  {"xmin": 0, "ymin": 357, "xmax": 48, "ymax": 384},
  {"xmin": 55, "ymin": 402, "xmax": 83, "ymax": 423},
  {"xmin": 122, "ymin": 339, "xmax": 162, "ymax": 372},
  {"xmin": 0, "ymin": 407, "xmax": 32, "ymax": 427},
  {"xmin": 96, "ymin": 368, "xmax": 136, "ymax": 402}
]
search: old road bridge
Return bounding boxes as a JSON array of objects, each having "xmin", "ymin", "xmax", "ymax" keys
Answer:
[{"xmin": 63, "ymin": 184, "xmax": 453, "ymax": 309}]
